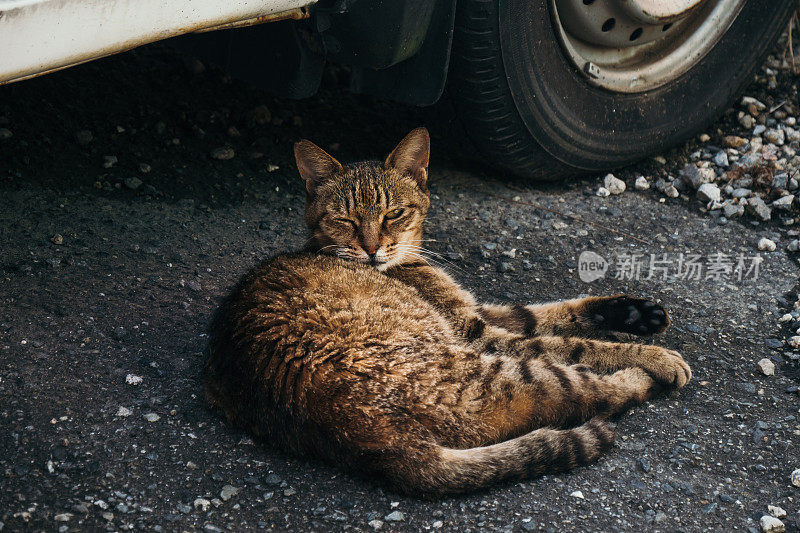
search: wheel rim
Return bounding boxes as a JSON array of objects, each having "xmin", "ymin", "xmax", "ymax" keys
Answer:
[{"xmin": 552, "ymin": 0, "xmax": 747, "ymax": 92}]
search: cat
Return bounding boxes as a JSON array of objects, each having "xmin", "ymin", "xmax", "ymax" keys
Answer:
[{"xmin": 204, "ymin": 127, "xmax": 691, "ymax": 495}]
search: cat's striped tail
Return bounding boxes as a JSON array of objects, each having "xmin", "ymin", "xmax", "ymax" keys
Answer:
[{"xmin": 389, "ymin": 418, "xmax": 615, "ymax": 495}]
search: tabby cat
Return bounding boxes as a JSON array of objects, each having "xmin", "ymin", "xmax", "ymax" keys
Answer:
[{"xmin": 205, "ymin": 128, "xmax": 691, "ymax": 495}]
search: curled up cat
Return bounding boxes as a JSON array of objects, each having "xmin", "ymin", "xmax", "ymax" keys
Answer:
[{"xmin": 204, "ymin": 127, "xmax": 691, "ymax": 495}]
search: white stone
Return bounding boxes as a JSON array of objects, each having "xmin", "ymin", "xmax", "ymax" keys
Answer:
[
  {"xmin": 760, "ymin": 515, "xmax": 785, "ymax": 533},
  {"xmin": 596, "ymin": 187, "xmax": 610, "ymax": 197},
  {"xmin": 194, "ymin": 498, "xmax": 211, "ymax": 512},
  {"xmin": 742, "ymin": 96, "xmax": 767, "ymax": 110},
  {"xmin": 787, "ymin": 240, "xmax": 800, "ymax": 252},
  {"xmin": 143, "ymin": 413, "xmax": 160, "ymax": 422},
  {"xmin": 791, "ymin": 468, "xmax": 800, "ymax": 487},
  {"xmin": 384, "ymin": 511, "xmax": 404, "ymax": 522},
  {"xmin": 634, "ymin": 176, "xmax": 650, "ymax": 190},
  {"xmin": 604, "ymin": 174, "xmax": 626, "ymax": 195},
  {"xmin": 779, "ymin": 313, "xmax": 793, "ymax": 323},
  {"xmin": 664, "ymin": 185, "xmax": 679, "ymax": 198},
  {"xmin": 757, "ymin": 358, "xmax": 775, "ymax": 376},
  {"xmin": 758, "ymin": 238, "xmax": 776, "ymax": 252},
  {"xmin": 125, "ymin": 374, "xmax": 143, "ymax": 385},
  {"xmin": 569, "ymin": 490, "xmax": 584, "ymax": 499},
  {"xmin": 697, "ymin": 183, "xmax": 720, "ymax": 203},
  {"xmin": 789, "ymin": 337, "xmax": 800, "ymax": 349},
  {"xmin": 115, "ymin": 406, "xmax": 132, "ymax": 417},
  {"xmin": 769, "ymin": 506, "xmax": 787, "ymax": 519},
  {"xmin": 368, "ymin": 520, "xmax": 384, "ymax": 530}
]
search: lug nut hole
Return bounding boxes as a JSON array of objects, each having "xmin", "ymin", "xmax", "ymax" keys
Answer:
[{"xmin": 601, "ymin": 18, "xmax": 616, "ymax": 32}]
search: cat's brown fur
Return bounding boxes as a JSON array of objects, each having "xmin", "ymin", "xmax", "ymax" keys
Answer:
[{"xmin": 205, "ymin": 128, "xmax": 691, "ymax": 495}]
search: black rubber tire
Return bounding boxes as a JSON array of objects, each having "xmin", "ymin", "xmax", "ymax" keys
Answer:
[{"xmin": 448, "ymin": 0, "xmax": 796, "ymax": 181}]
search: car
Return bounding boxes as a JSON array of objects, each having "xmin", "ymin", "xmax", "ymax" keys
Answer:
[{"xmin": 1, "ymin": 0, "xmax": 794, "ymax": 180}]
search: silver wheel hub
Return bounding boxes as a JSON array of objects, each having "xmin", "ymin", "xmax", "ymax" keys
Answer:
[{"xmin": 553, "ymin": 0, "xmax": 746, "ymax": 92}]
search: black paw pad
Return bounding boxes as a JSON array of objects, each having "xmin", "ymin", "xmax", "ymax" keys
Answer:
[{"xmin": 589, "ymin": 296, "xmax": 669, "ymax": 335}]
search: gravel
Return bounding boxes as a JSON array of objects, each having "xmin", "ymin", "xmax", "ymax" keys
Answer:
[{"xmin": 604, "ymin": 173, "xmax": 626, "ymax": 195}]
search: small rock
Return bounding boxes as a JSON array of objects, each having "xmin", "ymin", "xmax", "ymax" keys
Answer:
[
  {"xmin": 384, "ymin": 511, "xmax": 404, "ymax": 522},
  {"xmin": 739, "ymin": 114, "xmax": 756, "ymax": 129},
  {"xmin": 791, "ymin": 468, "xmax": 800, "ymax": 487},
  {"xmin": 765, "ymin": 338, "xmax": 784, "ymax": 349},
  {"xmin": 772, "ymin": 195, "xmax": 794, "ymax": 211},
  {"xmin": 634, "ymin": 176, "xmax": 650, "ymax": 190},
  {"xmin": 664, "ymin": 185, "xmax": 680, "ymax": 198},
  {"xmin": 604, "ymin": 174, "xmax": 626, "ymax": 194},
  {"xmin": 698, "ymin": 133, "xmax": 711, "ymax": 142},
  {"xmin": 0, "ymin": 128, "xmax": 12, "ymax": 139},
  {"xmin": 713, "ymin": 151, "xmax": 729, "ymax": 167},
  {"xmin": 138, "ymin": 162, "xmax": 152, "ymax": 174},
  {"xmin": 697, "ymin": 183, "xmax": 720, "ymax": 203},
  {"xmin": 746, "ymin": 197, "xmax": 772, "ymax": 221},
  {"xmin": 757, "ymin": 238, "xmax": 776, "ymax": 252},
  {"xmin": 50, "ymin": 234, "xmax": 64, "ymax": 245},
  {"xmin": 772, "ymin": 173, "xmax": 788, "ymax": 189},
  {"xmin": 723, "ymin": 202, "xmax": 745, "ymax": 218},
  {"xmin": 143, "ymin": 413, "xmax": 160, "ymax": 422},
  {"xmin": 760, "ymin": 515, "xmax": 785, "ymax": 533},
  {"xmin": 757, "ymin": 358, "xmax": 775, "ymax": 376},
  {"xmin": 211, "ymin": 147, "xmax": 235, "ymax": 160},
  {"xmin": 788, "ymin": 240, "xmax": 800, "ymax": 252},
  {"xmin": 731, "ymin": 188, "xmax": 752, "ymax": 198},
  {"xmin": 723, "ymin": 135, "xmax": 747, "ymax": 148},
  {"xmin": 103, "ymin": 155, "xmax": 118, "ymax": 168},
  {"xmin": 193, "ymin": 498, "xmax": 211, "ymax": 512},
  {"xmin": 368, "ymin": 519, "xmax": 383, "ymax": 530},
  {"xmin": 596, "ymin": 187, "xmax": 610, "ymax": 197},
  {"xmin": 764, "ymin": 129, "xmax": 785, "ymax": 146},
  {"xmin": 570, "ymin": 490, "xmax": 584, "ymax": 499},
  {"xmin": 789, "ymin": 337, "xmax": 800, "ymax": 349},
  {"xmin": 497, "ymin": 262, "xmax": 515, "ymax": 273},
  {"xmin": 680, "ymin": 164, "xmax": 712, "ymax": 188},
  {"xmin": 741, "ymin": 96, "xmax": 766, "ymax": 110},
  {"xmin": 54, "ymin": 514, "xmax": 72, "ymax": 522},
  {"xmin": 124, "ymin": 177, "xmax": 143, "ymax": 190},
  {"xmin": 267, "ymin": 164, "xmax": 280, "ymax": 172},
  {"xmin": 220, "ymin": 485, "xmax": 240, "ymax": 501},
  {"xmin": 125, "ymin": 374, "xmax": 143, "ymax": 385},
  {"xmin": 283, "ymin": 487, "xmax": 296, "ymax": 496},
  {"xmin": 769, "ymin": 506, "xmax": 787, "ymax": 519},
  {"xmin": 779, "ymin": 313, "xmax": 793, "ymax": 323},
  {"xmin": 75, "ymin": 130, "xmax": 93, "ymax": 145},
  {"xmin": 115, "ymin": 406, "xmax": 132, "ymax": 417}
]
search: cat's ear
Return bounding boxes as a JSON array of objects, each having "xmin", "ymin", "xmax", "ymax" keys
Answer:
[
  {"xmin": 294, "ymin": 140, "xmax": 343, "ymax": 195},
  {"xmin": 384, "ymin": 127, "xmax": 430, "ymax": 190}
]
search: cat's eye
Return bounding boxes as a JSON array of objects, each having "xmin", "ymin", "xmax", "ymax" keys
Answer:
[
  {"xmin": 333, "ymin": 217, "xmax": 356, "ymax": 227},
  {"xmin": 384, "ymin": 208, "xmax": 405, "ymax": 220}
]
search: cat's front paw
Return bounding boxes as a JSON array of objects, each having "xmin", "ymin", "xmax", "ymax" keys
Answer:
[
  {"xmin": 588, "ymin": 295, "xmax": 669, "ymax": 336},
  {"xmin": 640, "ymin": 347, "xmax": 692, "ymax": 388}
]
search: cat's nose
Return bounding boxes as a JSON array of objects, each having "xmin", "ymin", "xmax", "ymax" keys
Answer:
[
  {"xmin": 368, "ymin": 253, "xmax": 378, "ymax": 265},
  {"xmin": 363, "ymin": 244, "xmax": 378, "ymax": 255}
]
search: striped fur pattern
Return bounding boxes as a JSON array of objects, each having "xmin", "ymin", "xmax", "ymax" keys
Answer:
[{"xmin": 204, "ymin": 128, "xmax": 691, "ymax": 495}]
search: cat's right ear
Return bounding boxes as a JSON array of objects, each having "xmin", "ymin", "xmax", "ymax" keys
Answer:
[{"xmin": 294, "ymin": 140, "xmax": 343, "ymax": 195}]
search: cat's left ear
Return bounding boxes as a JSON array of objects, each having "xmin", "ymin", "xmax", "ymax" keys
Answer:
[
  {"xmin": 294, "ymin": 140, "xmax": 343, "ymax": 195},
  {"xmin": 384, "ymin": 127, "xmax": 430, "ymax": 191}
]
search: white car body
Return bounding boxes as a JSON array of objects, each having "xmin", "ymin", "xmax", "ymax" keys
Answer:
[{"xmin": 0, "ymin": 0, "xmax": 317, "ymax": 85}]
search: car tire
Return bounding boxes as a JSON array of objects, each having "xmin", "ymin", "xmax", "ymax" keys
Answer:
[{"xmin": 448, "ymin": 0, "xmax": 796, "ymax": 181}]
